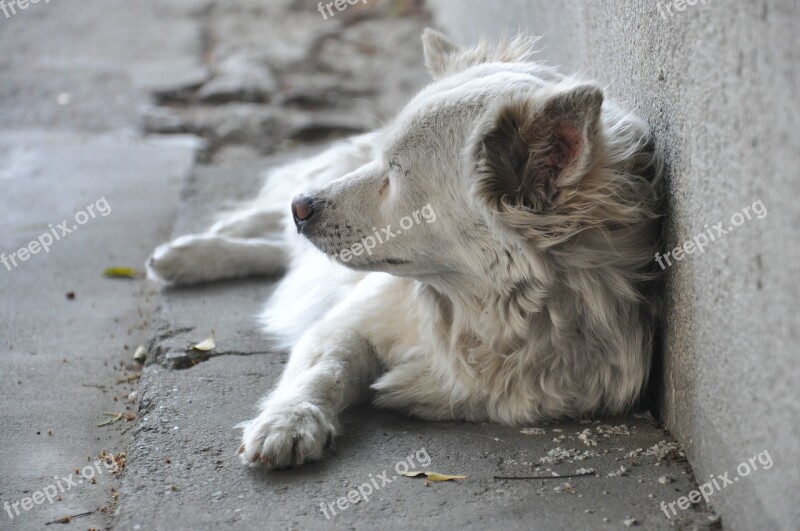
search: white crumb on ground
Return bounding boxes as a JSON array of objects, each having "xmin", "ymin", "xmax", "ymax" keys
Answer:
[
  {"xmin": 539, "ymin": 447, "xmax": 597, "ymax": 465},
  {"xmin": 520, "ymin": 427, "xmax": 546, "ymax": 435},
  {"xmin": 607, "ymin": 465, "xmax": 628, "ymax": 477}
]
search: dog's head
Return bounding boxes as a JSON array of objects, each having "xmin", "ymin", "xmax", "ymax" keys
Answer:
[{"xmin": 293, "ymin": 29, "xmax": 657, "ymax": 283}]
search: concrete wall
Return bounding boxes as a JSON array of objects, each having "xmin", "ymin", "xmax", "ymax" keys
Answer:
[{"xmin": 427, "ymin": 1, "xmax": 799, "ymax": 529}]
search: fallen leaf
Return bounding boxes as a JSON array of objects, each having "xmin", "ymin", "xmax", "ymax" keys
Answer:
[
  {"xmin": 103, "ymin": 267, "xmax": 140, "ymax": 279},
  {"xmin": 192, "ymin": 331, "xmax": 216, "ymax": 352},
  {"xmin": 97, "ymin": 413, "xmax": 123, "ymax": 427},
  {"xmin": 401, "ymin": 471, "xmax": 467, "ymax": 482},
  {"xmin": 116, "ymin": 374, "xmax": 140, "ymax": 384}
]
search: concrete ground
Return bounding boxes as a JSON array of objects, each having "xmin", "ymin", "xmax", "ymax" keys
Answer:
[{"xmin": 2, "ymin": 1, "xmax": 718, "ymax": 529}]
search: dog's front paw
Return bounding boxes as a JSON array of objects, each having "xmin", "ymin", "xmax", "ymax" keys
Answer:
[
  {"xmin": 238, "ymin": 401, "xmax": 336, "ymax": 468},
  {"xmin": 147, "ymin": 235, "xmax": 210, "ymax": 285}
]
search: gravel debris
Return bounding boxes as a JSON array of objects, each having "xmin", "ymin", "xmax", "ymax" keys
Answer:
[
  {"xmin": 607, "ymin": 465, "xmax": 629, "ymax": 477},
  {"xmin": 578, "ymin": 428, "xmax": 598, "ymax": 446},
  {"xmin": 626, "ymin": 440, "xmax": 686, "ymax": 461},
  {"xmin": 539, "ymin": 447, "xmax": 597, "ymax": 465}
]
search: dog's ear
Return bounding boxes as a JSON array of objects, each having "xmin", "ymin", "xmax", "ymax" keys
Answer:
[
  {"xmin": 422, "ymin": 28, "xmax": 461, "ymax": 80},
  {"xmin": 422, "ymin": 30, "xmax": 540, "ymax": 80},
  {"xmin": 473, "ymin": 84, "xmax": 604, "ymax": 213}
]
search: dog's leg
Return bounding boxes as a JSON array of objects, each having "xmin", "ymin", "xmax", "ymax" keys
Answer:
[
  {"xmin": 148, "ymin": 234, "xmax": 287, "ymax": 285},
  {"xmin": 238, "ymin": 322, "xmax": 377, "ymax": 468},
  {"xmin": 238, "ymin": 277, "xmax": 390, "ymax": 468},
  {"xmin": 207, "ymin": 208, "xmax": 284, "ymax": 238},
  {"xmin": 147, "ymin": 203, "xmax": 289, "ymax": 285}
]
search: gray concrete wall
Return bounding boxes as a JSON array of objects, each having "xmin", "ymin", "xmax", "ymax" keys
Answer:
[{"xmin": 427, "ymin": 1, "xmax": 800, "ymax": 529}]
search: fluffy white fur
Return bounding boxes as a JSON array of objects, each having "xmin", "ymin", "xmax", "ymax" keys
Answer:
[{"xmin": 148, "ymin": 29, "xmax": 663, "ymax": 469}]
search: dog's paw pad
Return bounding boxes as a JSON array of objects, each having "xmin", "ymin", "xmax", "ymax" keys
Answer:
[{"xmin": 238, "ymin": 402, "xmax": 335, "ymax": 468}]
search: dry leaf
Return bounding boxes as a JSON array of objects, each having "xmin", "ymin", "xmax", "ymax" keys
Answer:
[
  {"xmin": 401, "ymin": 471, "xmax": 467, "ymax": 482},
  {"xmin": 192, "ymin": 331, "xmax": 216, "ymax": 352},
  {"xmin": 97, "ymin": 413, "xmax": 123, "ymax": 427},
  {"xmin": 116, "ymin": 374, "xmax": 140, "ymax": 384},
  {"xmin": 103, "ymin": 267, "xmax": 140, "ymax": 279}
]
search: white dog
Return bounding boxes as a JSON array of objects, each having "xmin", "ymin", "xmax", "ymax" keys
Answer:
[{"xmin": 148, "ymin": 29, "xmax": 663, "ymax": 468}]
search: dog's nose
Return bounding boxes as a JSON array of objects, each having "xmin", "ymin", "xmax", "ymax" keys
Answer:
[{"xmin": 291, "ymin": 194, "xmax": 316, "ymax": 231}]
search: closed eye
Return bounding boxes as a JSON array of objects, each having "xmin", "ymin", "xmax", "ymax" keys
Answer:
[{"xmin": 389, "ymin": 159, "xmax": 410, "ymax": 177}]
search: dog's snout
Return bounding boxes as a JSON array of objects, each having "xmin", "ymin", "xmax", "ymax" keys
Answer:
[{"xmin": 291, "ymin": 194, "xmax": 317, "ymax": 231}]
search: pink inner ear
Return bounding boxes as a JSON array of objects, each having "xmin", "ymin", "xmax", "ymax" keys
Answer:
[{"xmin": 545, "ymin": 124, "xmax": 585, "ymax": 170}]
